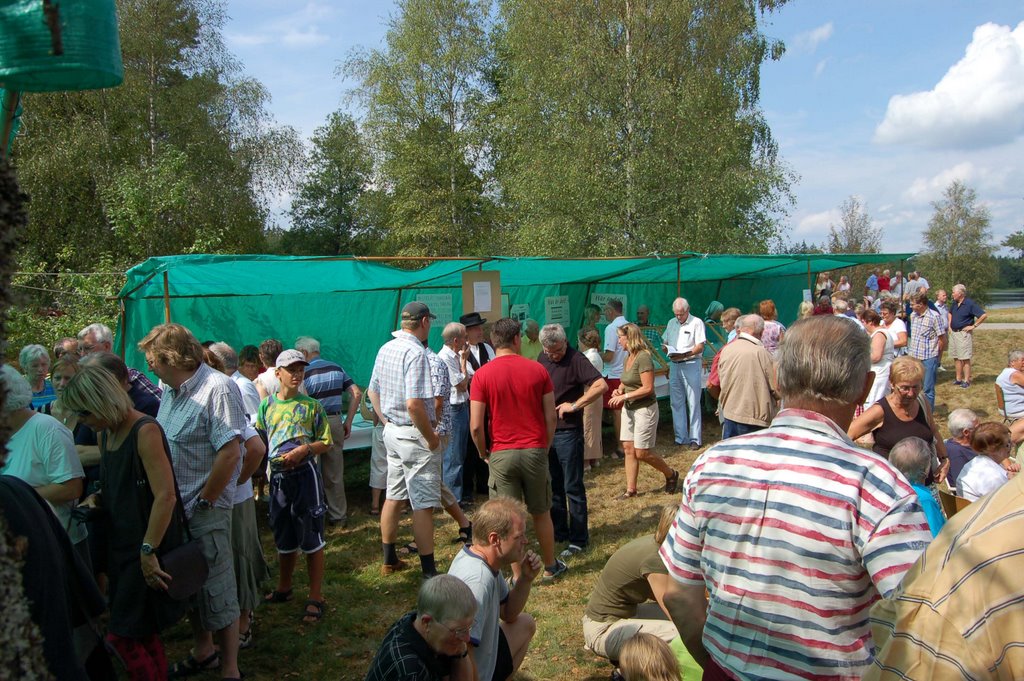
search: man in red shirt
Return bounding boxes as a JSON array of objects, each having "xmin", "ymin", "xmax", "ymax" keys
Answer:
[{"xmin": 470, "ymin": 317, "xmax": 563, "ymax": 580}]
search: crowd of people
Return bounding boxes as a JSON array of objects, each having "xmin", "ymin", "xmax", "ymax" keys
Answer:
[{"xmin": 2, "ymin": 265, "xmax": 1021, "ymax": 681}]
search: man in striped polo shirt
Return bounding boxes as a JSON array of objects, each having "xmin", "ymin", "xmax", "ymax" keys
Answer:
[
  {"xmin": 296, "ymin": 336, "xmax": 363, "ymax": 528},
  {"xmin": 660, "ymin": 315, "xmax": 932, "ymax": 681}
]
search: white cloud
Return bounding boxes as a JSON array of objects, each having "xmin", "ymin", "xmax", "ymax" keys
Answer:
[
  {"xmin": 794, "ymin": 208, "xmax": 841, "ymax": 236},
  {"xmin": 226, "ymin": 32, "xmax": 272, "ymax": 47},
  {"xmin": 902, "ymin": 162, "xmax": 976, "ymax": 204},
  {"xmin": 282, "ymin": 27, "xmax": 329, "ymax": 47},
  {"xmin": 814, "ymin": 59, "xmax": 828, "ymax": 77},
  {"xmin": 875, "ymin": 21, "xmax": 1024, "ymax": 148},
  {"xmin": 792, "ymin": 22, "xmax": 834, "ymax": 53}
]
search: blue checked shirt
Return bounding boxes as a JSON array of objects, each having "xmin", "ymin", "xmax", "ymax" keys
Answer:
[
  {"xmin": 368, "ymin": 331, "xmax": 435, "ymax": 426},
  {"xmin": 909, "ymin": 308, "xmax": 941, "ymax": 360},
  {"xmin": 425, "ymin": 346, "xmax": 452, "ymax": 436}
]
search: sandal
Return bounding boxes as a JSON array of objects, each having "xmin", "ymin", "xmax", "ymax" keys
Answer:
[
  {"xmin": 665, "ymin": 469, "xmax": 680, "ymax": 495},
  {"xmin": 452, "ymin": 523, "xmax": 472, "ymax": 545},
  {"xmin": 238, "ymin": 626, "xmax": 254, "ymax": 649},
  {"xmin": 397, "ymin": 542, "xmax": 419, "ymax": 556},
  {"xmin": 616, "ymin": 489, "xmax": 639, "ymax": 500},
  {"xmin": 168, "ymin": 651, "xmax": 220, "ymax": 679},
  {"xmin": 369, "ymin": 506, "xmax": 380, "ymax": 516},
  {"xmin": 302, "ymin": 599, "xmax": 325, "ymax": 624},
  {"xmin": 264, "ymin": 588, "xmax": 293, "ymax": 604}
]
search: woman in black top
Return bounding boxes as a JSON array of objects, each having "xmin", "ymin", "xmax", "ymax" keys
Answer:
[{"xmin": 63, "ymin": 365, "xmax": 186, "ymax": 680}]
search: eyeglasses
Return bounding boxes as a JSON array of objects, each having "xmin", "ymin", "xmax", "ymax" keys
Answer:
[
  {"xmin": 435, "ymin": 621, "xmax": 471, "ymax": 639},
  {"xmin": 894, "ymin": 384, "xmax": 921, "ymax": 394}
]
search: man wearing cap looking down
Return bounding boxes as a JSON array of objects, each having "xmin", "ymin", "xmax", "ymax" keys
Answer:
[{"xmin": 368, "ymin": 302, "xmax": 444, "ymax": 578}]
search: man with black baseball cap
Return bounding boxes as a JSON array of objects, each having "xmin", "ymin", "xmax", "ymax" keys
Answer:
[{"xmin": 368, "ymin": 301, "xmax": 444, "ymax": 578}]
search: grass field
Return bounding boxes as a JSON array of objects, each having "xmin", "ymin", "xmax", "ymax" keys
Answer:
[
  {"xmin": 164, "ymin": 330, "xmax": 1021, "ymax": 680},
  {"xmin": 984, "ymin": 306, "xmax": 1024, "ymax": 324}
]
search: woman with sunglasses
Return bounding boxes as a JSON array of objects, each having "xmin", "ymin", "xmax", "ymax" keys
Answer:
[
  {"xmin": 848, "ymin": 356, "xmax": 948, "ymax": 481},
  {"xmin": 62, "ymin": 365, "xmax": 187, "ymax": 680}
]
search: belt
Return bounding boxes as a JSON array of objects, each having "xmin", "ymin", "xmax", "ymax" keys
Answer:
[
  {"xmin": 951, "ymin": 327, "xmax": 967, "ymax": 332},
  {"xmin": 672, "ymin": 358, "xmax": 699, "ymax": 363}
]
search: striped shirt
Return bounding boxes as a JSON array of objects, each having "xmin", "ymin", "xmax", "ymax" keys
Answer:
[
  {"xmin": 157, "ymin": 362, "xmax": 246, "ymax": 516},
  {"xmin": 866, "ymin": 472, "xmax": 1024, "ymax": 680},
  {"xmin": 303, "ymin": 357, "xmax": 355, "ymax": 415},
  {"xmin": 368, "ymin": 331, "xmax": 434, "ymax": 426},
  {"xmin": 660, "ymin": 408, "xmax": 932, "ymax": 681}
]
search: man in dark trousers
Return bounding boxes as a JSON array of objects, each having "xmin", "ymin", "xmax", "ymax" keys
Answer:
[{"xmin": 459, "ymin": 312, "xmax": 494, "ymax": 506}]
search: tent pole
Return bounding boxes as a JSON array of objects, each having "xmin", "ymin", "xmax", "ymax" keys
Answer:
[
  {"xmin": 162, "ymin": 271, "xmax": 171, "ymax": 323},
  {"xmin": 117, "ymin": 299, "xmax": 127, "ymax": 358}
]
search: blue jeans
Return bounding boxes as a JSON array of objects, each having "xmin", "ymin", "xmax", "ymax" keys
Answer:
[
  {"xmin": 443, "ymin": 402, "xmax": 469, "ymax": 502},
  {"xmin": 922, "ymin": 355, "xmax": 939, "ymax": 408},
  {"xmin": 669, "ymin": 360, "xmax": 702, "ymax": 445},
  {"xmin": 548, "ymin": 429, "xmax": 588, "ymax": 547},
  {"xmin": 722, "ymin": 419, "xmax": 764, "ymax": 440}
]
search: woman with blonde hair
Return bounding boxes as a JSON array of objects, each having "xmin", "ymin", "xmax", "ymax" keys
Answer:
[
  {"xmin": 578, "ymin": 328, "xmax": 605, "ymax": 470},
  {"xmin": 62, "ymin": 365, "xmax": 187, "ymax": 679},
  {"xmin": 797, "ymin": 300, "xmax": 813, "ymax": 320},
  {"xmin": 618, "ymin": 633, "xmax": 682, "ymax": 681},
  {"xmin": 609, "ymin": 324, "xmax": 678, "ymax": 498},
  {"xmin": 849, "ymin": 357, "xmax": 948, "ymax": 480},
  {"xmin": 757, "ymin": 300, "xmax": 785, "ymax": 358}
]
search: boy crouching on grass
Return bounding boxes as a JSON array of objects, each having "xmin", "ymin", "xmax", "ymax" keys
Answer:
[{"xmin": 258, "ymin": 349, "xmax": 333, "ymax": 624}]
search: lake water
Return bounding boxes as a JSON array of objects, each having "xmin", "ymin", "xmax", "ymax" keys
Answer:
[{"xmin": 987, "ymin": 290, "xmax": 1024, "ymax": 309}]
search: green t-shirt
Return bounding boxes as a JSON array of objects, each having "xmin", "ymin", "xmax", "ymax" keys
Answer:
[
  {"xmin": 620, "ymin": 349, "xmax": 656, "ymax": 409},
  {"xmin": 256, "ymin": 394, "xmax": 332, "ymax": 464},
  {"xmin": 585, "ymin": 534, "xmax": 667, "ymax": 622}
]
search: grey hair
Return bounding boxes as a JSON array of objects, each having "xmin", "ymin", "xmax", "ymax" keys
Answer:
[
  {"xmin": 294, "ymin": 336, "xmax": 320, "ymax": 354},
  {"xmin": 417, "ymin": 574, "xmax": 478, "ymax": 624},
  {"xmin": 952, "ymin": 283, "xmax": 966, "ymax": 295},
  {"xmin": 208, "ymin": 342, "xmax": 239, "ymax": 371},
  {"xmin": 1007, "ymin": 350, "xmax": 1024, "ymax": 364},
  {"xmin": 18, "ymin": 344, "xmax": 49, "ymax": 368},
  {"xmin": 777, "ymin": 316, "xmax": 870, "ymax": 405},
  {"xmin": 948, "ymin": 408, "xmax": 978, "ymax": 439},
  {"xmin": 1, "ymin": 364, "xmax": 34, "ymax": 411},
  {"xmin": 78, "ymin": 322, "xmax": 113, "ymax": 344},
  {"xmin": 738, "ymin": 314, "xmax": 765, "ymax": 336},
  {"xmin": 672, "ymin": 297, "xmax": 690, "ymax": 313},
  {"xmin": 539, "ymin": 323, "xmax": 567, "ymax": 347},
  {"xmin": 524, "ymin": 319, "xmax": 539, "ymax": 332},
  {"xmin": 889, "ymin": 437, "xmax": 932, "ymax": 485},
  {"xmin": 442, "ymin": 322, "xmax": 466, "ymax": 343},
  {"xmin": 833, "ymin": 299, "xmax": 849, "ymax": 313}
]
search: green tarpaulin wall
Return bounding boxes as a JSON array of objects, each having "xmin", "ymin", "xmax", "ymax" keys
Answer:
[{"xmin": 117, "ymin": 252, "xmax": 914, "ymax": 385}]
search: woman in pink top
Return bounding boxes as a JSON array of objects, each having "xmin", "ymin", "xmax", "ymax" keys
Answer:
[{"xmin": 758, "ymin": 300, "xmax": 785, "ymax": 359}]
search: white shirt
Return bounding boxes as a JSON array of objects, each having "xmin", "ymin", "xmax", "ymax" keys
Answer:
[
  {"xmin": 956, "ymin": 455, "xmax": 1009, "ymax": 501},
  {"xmin": 883, "ymin": 317, "xmax": 907, "ymax": 355},
  {"xmin": 465, "ymin": 342, "xmax": 494, "ymax": 378},
  {"xmin": 603, "ymin": 315, "xmax": 629, "ymax": 378},
  {"xmin": 232, "ymin": 371, "xmax": 262, "ymax": 425},
  {"xmin": 437, "ymin": 344, "xmax": 468, "ymax": 404},
  {"xmin": 674, "ymin": 314, "xmax": 706, "ymax": 353},
  {"xmin": 232, "ymin": 424, "xmax": 260, "ymax": 505}
]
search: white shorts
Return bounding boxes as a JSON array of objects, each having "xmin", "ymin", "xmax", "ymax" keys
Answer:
[{"xmin": 383, "ymin": 423, "xmax": 442, "ymax": 510}]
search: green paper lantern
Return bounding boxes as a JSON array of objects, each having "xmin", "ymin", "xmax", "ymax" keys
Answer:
[{"xmin": 0, "ymin": 0, "xmax": 123, "ymax": 92}]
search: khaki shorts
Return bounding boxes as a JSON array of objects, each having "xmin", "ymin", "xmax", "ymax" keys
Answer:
[
  {"xmin": 383, "ymin": 423, "xmax": 442, "ymax": 511},
  {"xmin": 189, "ymin": 506, "xmax": 240, "ymax": 632},
  {"xmin": 582, "ymin": 605, "xmax": 679, "ymax": 661},
  {"xmin": 621, "ymin": 402, "xmax": 659, "ymax": 450},
  {"xmin": 949, "ymin": 329, "xmax": 974, "ymax": 360},
  {"xmin": 488, "ymin": 447, "xmax": 552, "ymax": 515}
]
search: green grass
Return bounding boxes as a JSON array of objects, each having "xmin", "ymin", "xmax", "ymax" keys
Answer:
[
  {"xmin": 984, "ymin": 306, "xmax": 1024, "ymax": 324},
  {"xmin": 164, "ymin": 333, "xmax": 1020, "ymax": 679}
]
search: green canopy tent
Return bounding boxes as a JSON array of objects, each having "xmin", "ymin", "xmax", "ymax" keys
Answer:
[{"xmin": 116, "ymin": 252, "xmax": 914, "ymax": 386}]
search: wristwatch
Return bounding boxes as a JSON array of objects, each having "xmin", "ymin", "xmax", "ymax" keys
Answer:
[
  {"xmin": 140, "ymin": 542, "xmax": 156, "ymax": 555},
  {"xmin": 196, "ymin": 497, "xmax": 213, "ymax": 511}
]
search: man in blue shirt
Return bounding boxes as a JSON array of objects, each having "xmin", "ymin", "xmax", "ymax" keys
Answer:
[
  {"xmin": 948, "ymin": 284, "xmax": 988, "ymax": 388},
  {"xmin": 297, "ymin": 336, "xmax": 363, "ymax": 527}
]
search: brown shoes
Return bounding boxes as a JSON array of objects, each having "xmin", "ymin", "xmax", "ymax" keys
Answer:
[
  {"xmin": 381, "ymin": 559, "xmax": 408, "ymax": 576},
  {"xmin": 665, "ymin": 470, "xmax": 680, "ymax": 494}
]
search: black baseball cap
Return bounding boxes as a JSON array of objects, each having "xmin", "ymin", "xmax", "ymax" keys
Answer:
[{"xmin": 401, "ymin": 301, "xmax": 436, "ymax": 321}]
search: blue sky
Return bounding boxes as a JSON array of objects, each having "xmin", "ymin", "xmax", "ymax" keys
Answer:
[{"xmin": 223, "ymin": 1, "xmax": 1024, "ymax": 255}]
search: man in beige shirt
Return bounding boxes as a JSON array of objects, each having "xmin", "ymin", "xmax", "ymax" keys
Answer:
[{"xmin": 718, "ymin": 314, "xmax": 778, "ymax": 439}]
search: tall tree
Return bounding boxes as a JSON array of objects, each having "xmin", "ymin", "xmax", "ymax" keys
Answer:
[
  {"xmin": 827, "ymin": 196, "xmax": 881, "ymax": 253},
  {"xmin": 492, "ymin": 0, "xmax": 793, "ymax": 256},
  {"xmin": 345, "ymin": 0, "xmax": 494, "ymax": 256},
  {"xmin": 283, "ymin": 112, "xmax": 380, "ymax": 255},
  {"xmin": 918, "ymin": 180, "xmax": 997, "ymax": 299}
]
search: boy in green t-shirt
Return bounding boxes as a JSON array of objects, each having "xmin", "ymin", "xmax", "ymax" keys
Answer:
[{"xmin": 257, "ymin": 349, "xmax": 332, "ymax": 624}]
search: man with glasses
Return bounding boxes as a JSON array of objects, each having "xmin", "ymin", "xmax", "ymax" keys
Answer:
[
  {"xmin": 537, "ymin": 323, "xmax": 606, "ymax": 559},
  {"xmin": 662, "ymin": 297, "xmax": 705, "ymax": 450},
  {"xmin": 448, "ymin": 497, "xmax": 543, "ymax": 681},
  {"xmin": 365, "ymin": 574, "xmax": 478, "ymax": 681}
]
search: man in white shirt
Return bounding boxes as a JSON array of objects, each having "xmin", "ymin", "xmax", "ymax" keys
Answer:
[
  {"xmin": 437, "ymin": 322, "xmax": 471, "ymax": 505},
  {"xmin": 600, "ymin": 300, "xmax": 629, "ymax": 453},
  {"xmin": 662, "ymin": 298, "xmax": 705, "ymax": 450}
]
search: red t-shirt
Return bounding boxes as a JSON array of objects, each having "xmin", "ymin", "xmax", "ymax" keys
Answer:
[{"xmin": 470, "ymin": 354, "xmax": 553, "ymax": 451}]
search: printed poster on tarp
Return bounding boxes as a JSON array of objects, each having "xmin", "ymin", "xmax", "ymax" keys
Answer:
[
  {"xmin": 590, "ymin": 292, "xmax": 628, "ymax": 315},
  {"xmin": 417, "ymin": 294, "xmax": 453, "ymax": 327},
  {"xmin": 510, "ymin": 303, "xmax": 530, "ymax": 323},
  {"xmin": 545, "ymin": 296, "xmax": 570, "ymax": 326}
]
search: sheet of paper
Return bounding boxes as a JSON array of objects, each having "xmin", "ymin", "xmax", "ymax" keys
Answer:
[
  {"xmin": 473, "ymin": 281, "xmax": 491, "ymax": 312},
  {"xmin": 664, "ymin": 344, "xmax": 679, "ymax": 355},
  {"xmin": 510, "ymin": 303, "xmax": 530, "ymax": 323},
  {"xmin": 545, "ymin": 295, "xmax": 570, "ymax": 325}
]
